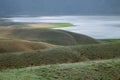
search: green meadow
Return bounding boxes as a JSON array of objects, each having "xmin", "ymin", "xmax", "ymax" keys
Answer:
[{"xmin": 0, "ymin": 23, "xmax": 119, "ymax": 80}]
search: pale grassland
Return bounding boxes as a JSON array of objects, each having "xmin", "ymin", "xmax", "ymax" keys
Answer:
[
  {"xmin": 0, "ymin": 59, "xmax": 119, "ymax": 80},
  {"xmin": 22, "ymin": 23, "xmax": 73, "ymax": 29}
]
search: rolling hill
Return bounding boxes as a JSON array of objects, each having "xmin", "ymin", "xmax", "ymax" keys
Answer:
[
  {"xmin": 0, "ymin": 42, "xmax": 119, "ymax": 69},
  {"xmin": 0, "ymin": 39, "xmax": 56, "ymax": 53},
  {"xmin": 0, "ymin": 58, "xmax": 119, "ymax": 80},
  {"xmin": 0, "ymin": 24, "xmax": 119, "ymax": 80},
  {"xmin": 0, "ymin": 26, "xmax": 119, "ymax": 69},
  {"xmin": 0, "ymin": 28, "xmax": 99, "ymax": 45}
]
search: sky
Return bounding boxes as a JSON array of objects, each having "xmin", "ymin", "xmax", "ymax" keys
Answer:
[{"xmin": 0, "ymin": 0, "xmax": 120, "ymax": 16}]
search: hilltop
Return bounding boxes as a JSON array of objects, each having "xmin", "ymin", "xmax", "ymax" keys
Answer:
[
  {"xmin": 0, "ymin": 28, "xmax": 99, "ymax": 45},
  {"xmin": 0, "ymin": 39, "xmax": 56, "ymax": 53}
]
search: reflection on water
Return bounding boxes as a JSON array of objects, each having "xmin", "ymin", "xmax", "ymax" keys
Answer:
[{"xmin": 8, "ymin": 16, "xmax": 120, "ymax": 39}]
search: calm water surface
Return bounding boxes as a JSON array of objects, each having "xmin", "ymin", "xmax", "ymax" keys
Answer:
[{"xmin": 8, "ymin": 16, "xmax": 120, "ymax": 39}]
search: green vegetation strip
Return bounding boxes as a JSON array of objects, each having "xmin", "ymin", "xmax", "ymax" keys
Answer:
[
  {"xmin": 0, "ymin": 59, "xmax": 120, "ymax": 80},
  {"xmin": 100, "ymin": 39, "xmax": 120, "ymax": 43},
  {"xmin": 53, "ymin": 23, "xmax": 74, "ymax": 27}
]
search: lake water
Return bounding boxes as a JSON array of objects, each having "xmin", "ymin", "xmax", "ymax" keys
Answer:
[{"xmin": 8, "ymin": 16, "xmax": 120, "ymax": 39}]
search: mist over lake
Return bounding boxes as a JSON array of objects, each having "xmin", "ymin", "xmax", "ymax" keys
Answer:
[{"xmin": 8, "ymin": 16, "xmax": 120, "ymax": 39}]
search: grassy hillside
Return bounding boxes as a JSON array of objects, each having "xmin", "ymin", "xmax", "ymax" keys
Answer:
[
  {"xmin": 0, "ymin": 39, "xmax": 56, "ymax": 53},
  {"xmin": 0, "ymin": 23, "xmax": 119, "ymax": 80},
  {"xmin": 2, "ymin": 29, "xmax": 99, "ymax": 45},
  {"xmin": 0, "ymin": 42, "xmax": 119, "ymax": 69},
  {"xmin": 62, "ymin": 30, "xmax": 99, "ymax": 44},
  {"xmin": 0, "ymin": 59, "xmax": 120, "ymax": 80},
  {"xmin": 0, "ymin": 20, "xmax": 120, "ymax": 80},
  {"xmin": 10, "ymin": 29, "xmax": 77, "ymax": 45},
  {"xmin": 0, "ymin": 26, "xmax": 99, "ymax": 45}
]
